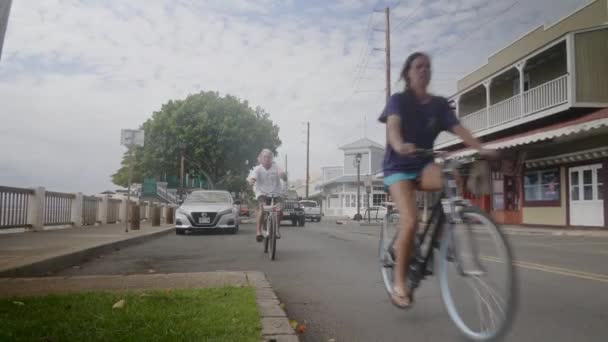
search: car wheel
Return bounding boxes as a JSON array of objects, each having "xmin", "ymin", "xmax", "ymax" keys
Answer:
[
  {"xmin": 176, "ymin": 228, "xmax": 184, "ymax": 235},
  {"xmin": 317, "ymin": 217, "xmax": 321, "ymax": 222}
]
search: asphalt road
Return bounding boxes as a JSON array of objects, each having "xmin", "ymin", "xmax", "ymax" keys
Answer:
[{"xmin": 58, "ymin": 220, "xmax": 608, "ymax": 342}]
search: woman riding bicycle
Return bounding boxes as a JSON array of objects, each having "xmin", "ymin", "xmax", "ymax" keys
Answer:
[
  {"xmin": 378, "ymin": 52, "xmax": 496, "ymax": 308},
  {"xmin": 247, "ymin": 149, "xmax": 287, "ymax": 242}
]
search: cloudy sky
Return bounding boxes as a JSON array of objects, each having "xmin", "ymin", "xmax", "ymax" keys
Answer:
[{"xmin": 0, "ymin": 0, "xmax": 591, "ymax": 194}]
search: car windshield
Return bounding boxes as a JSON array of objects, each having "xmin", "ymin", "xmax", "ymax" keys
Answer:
[
  {"xmin": 300, "ymin": 202, "xmax": 316, "ymax": 207},
  {"xmin": 185, "ymin": 192, "xmax": 231, "ymax": 204}
]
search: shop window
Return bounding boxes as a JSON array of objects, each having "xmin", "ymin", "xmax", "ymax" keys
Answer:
[{"xmin": 524, "ymin": 168, "xmax": 560, "ymax": 206}]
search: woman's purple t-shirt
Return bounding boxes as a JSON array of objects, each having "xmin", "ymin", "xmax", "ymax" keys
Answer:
[{"xmin": 378, "ymin": 92, "xmax": 460, "ymax": 176}]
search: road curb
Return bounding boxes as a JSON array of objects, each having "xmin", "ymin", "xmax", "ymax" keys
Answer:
[
  {"xmin": 0, "ymin": 271, "xmax": 299, "ymax": 341},
  {"xmin": 0, "ymin": 226, "xmax": 175, "ymax": 278},
  {"xmin": 245, "ymin": 272, "xmax": 300, "ymax": 342}
]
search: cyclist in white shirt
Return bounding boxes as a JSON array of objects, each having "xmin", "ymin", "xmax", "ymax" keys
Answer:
[{"xmin": 247, "ymin": 149, "xmax": 287, "ymax": 242}]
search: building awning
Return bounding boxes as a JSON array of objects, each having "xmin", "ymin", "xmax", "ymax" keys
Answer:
[
  {"xmin": 321, "ymin": 174, "xmax": 384, "ymax": 186},
  {"xmin": 448, "ymin": 108, "xmax": 608, "ymax": 159},
  {"xmin": 525, "ymin": 146, "xmax": 608, "ymax": 168}
]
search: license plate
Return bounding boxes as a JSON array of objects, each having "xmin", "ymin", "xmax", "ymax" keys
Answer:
[{"xmin": 199, "ymin": 217, "xmax": 211, "ymax": 224}]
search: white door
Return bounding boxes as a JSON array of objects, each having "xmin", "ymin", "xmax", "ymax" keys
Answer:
[{"xmin": 569, "ymin": 164, "xmax": 604, "ymax": 227}]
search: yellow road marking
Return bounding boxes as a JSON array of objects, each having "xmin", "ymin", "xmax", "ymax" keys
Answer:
[
  {"xmin": 481, "ymin": 256, "xmax": 608, "ymax": 283},
  {"xmin": 475, "ymin": 237, "xmax": 608, "ymax": 256}
]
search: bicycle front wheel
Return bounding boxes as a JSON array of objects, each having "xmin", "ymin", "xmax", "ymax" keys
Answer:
[
  {"xmin": 438, "ymin": 206, "xmax": 517, "ymax": 341},
  {"xmin": 269, "ymin": 214, "xmax": 277, "ymax": 260},
  {"xmin": 379, "ymin": 211, "xmax": 399, "ymax": 295},
  {"xmin": 263, "ymin": 217, "xmax": 269, "ymax": 254}
]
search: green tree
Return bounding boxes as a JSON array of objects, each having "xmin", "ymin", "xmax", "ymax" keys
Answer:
[{"xmin": 111, "ymin": 91, "xmax": 282, "ymax": 193}]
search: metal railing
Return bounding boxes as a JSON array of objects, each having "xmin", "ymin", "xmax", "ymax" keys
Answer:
[
  {"xmin": 489, "ymin": 94, "xmax": 521, "ymax": 128},
  {"xmin": 1, "ymin": 184, "xmax": 176, "ymax": 231},
  {"xmin": 524, "ymin": 74, "xmax": 568, "ymax": 115},
  {"xmin": 82, "ymin": 196, "xmax": 99, "ymax": 226},
  {"xmin": 156, "ymin": 184, "xmax": 177, "ymax": 204},
  {"xmin": 0, "ymin": 186, "xmax": 33, "ymax": 229},
  {"xmin": 460, "ymin": 108, "xmax": 488, "ymax": 132},
  {"xmin": 439, "ymin": 74, "xmax": 570, "ymax": 146},
  {"xmin": 44, "ymin": 191, "xmax": 75, "ymax": 226},
  {"xmin": 107, "ymin": 198, "xmax": 121, "ymax": 224}
]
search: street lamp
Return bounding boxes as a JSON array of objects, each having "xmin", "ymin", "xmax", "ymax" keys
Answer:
[
  {"xmin": 354, "ymin": 153, "xmax": 362, "ymax": 221},
  {"xmin": 178, "ymin": 142, "xmax": 186, "ymax": 203}
]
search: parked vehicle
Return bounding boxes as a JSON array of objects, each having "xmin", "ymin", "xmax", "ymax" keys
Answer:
[
  {"xmin": 175, "ymin": 190, "xmax": 239, "ymax": 234},
  {"xmin": 239, "ymin": 204, "xmax": 250, "ymax": 217},
  {"xmin": 281, "ymin": 200, "xmax": 305, "ymax": 226},
  {"xmin": 299, "ymin": 200, "xmax": 322, "ymax": 222}
]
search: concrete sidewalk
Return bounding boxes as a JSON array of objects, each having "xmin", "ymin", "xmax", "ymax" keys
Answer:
[
  {"xmin": 0, "ymin": 271, "xmax": 298, "ymax": 342},
  {"xmin": 0, "ymin": 223, "xmax": 174, "ymax": 277}
]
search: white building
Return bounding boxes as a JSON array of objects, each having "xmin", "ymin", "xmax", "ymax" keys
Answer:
[{"xmin": 320, "ymin": 138, "xmax": 387, "ymax": 218}]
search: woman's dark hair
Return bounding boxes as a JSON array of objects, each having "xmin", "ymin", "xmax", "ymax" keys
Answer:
[{"xmin": 399, "ymin": 51, "xmax": 429, "ymax": 90}]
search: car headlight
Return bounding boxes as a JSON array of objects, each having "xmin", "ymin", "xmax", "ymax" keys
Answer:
[
  {"xmin": 219, "ymin": 209, "xmax": 233, "ymax": 216},
  {"xmin": 176, "ymin": 211, "xmax": 189, "ymax": 219}
]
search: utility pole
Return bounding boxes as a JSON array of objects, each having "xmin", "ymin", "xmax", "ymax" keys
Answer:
[
  {"xmin": 0, "ymin": 0, "xmax": 12, "ymax": 61},
  {"xmin": 125, "ymin": 146, "xmax": 134, "ymax": 233},
  {"xmin": 385, "ymin": 6, "xmax": 391, "ymax": 104},
  {"xmin": 384, "ymin": 7, "xmax": 392, "ymax": 203},
  {"xmin": 305, "ymin": 121, "xmax": 310, "ymax": 199}
]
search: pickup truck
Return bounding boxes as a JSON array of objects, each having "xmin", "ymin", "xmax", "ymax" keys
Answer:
[
  {"xmin": 299, "ymin": 200, "xmax": 321, "ymax": 222},
  {"xmin": 281, "ymin": 200, "xmax": 306, "ymax": 226}
]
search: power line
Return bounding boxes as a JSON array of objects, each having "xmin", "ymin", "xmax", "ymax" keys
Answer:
[
  {"xmin": 392, "ymin": 0, "xmax": 424, "ymax": 32},
  {"xmin": 390, "ymin": 0, "xmax": 403, "ymax": 10},
  {"xmin": 436, "ymin": 0, "xmax": 521, "ymax": 54},
  {"xmin": 352, "ymin": 13, "xmax": 379, "ymax": 88},
  {"xmin": 353, "ymin": 12, "xmax": 375, "ymax": 78}
]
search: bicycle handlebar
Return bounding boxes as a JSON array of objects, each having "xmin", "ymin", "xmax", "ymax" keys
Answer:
[{"xmin": 412, "ymin": 148, "xmax": 499, "ymax": 161}]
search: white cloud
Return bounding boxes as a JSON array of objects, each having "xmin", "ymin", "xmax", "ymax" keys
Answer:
[{"xmin": 0, "ymin": 0, "xmax": 592, "ymax": 193}]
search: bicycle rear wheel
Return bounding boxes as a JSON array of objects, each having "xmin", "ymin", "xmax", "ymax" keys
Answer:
[
  {"xmin": 268, "ymin": 214, "xmax": 277, "ymax": 260},
  {"xmin": 438, "ymin": 206, "xmax": 517, "ymax": 341}
]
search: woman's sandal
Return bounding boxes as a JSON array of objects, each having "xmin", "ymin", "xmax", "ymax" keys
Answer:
[{"xmin": 391, "ymin": 286, "xmax": 414, "ymax": 309}]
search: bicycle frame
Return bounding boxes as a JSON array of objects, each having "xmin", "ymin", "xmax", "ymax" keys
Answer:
[
  {"xmin": 262, "ymin": 196, "xmax": 281, "ymax": 234},
  {"xmin": 387, "ymin": 154, "xmax": 471, "ymax": 287}
]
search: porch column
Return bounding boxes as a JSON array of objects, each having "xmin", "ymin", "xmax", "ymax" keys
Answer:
[
  {"xmin": 566, "ymin": 33, "xmax": 575, "ymax": 106},
  {"xmin": 483, "ymin": 80, "xmax": 492, "ymax": 129},
  {"xmin": 516, "ymin": 61, "xmax": 527, "ymax": 116}
]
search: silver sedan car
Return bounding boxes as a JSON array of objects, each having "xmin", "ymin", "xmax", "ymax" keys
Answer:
[{"xmin": 175, "ymin": 190, "xmax": 239, "ymax": 235}]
